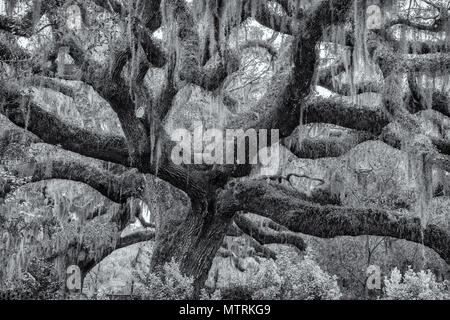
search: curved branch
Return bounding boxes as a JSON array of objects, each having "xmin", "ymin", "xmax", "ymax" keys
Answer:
[
  {"xmin": 240, "ymin": 40, "xmax": 278, "ymax": 57},
  {"xmin": 0, "ymin": 86, "xmax": 130, "ymax": 166},
  {"xmin": 166, "ymin": 0, "xmax": 240, "ymax": 91},
  {"xmin": 403, "ymin": 53, "xmax": 450, "ymax": 74},
  {"xmin": 215, "ymin": 0, "xmax": 354, "ymax": 181},
  {"xmin": 229, "ymin": 179, "xmax": 450, "ymax": 264},
  {"xmin": 242, "ymin": 0, "xmax": 299, "ymax": 35},
  {"xmin": 27, "ymin": 159, "xmax": 146, "ymax": 204},
  {"xmin": 282, "ymin": 129, "xmax": 375, "ymax": 159},
  {"xmin": 234, "ymin": 213, "xmax": 306, "ymax": 251},
  {"xmin": 24, "ymin": 76, "xmax": 77, "ymax": 98},
  {"xmin": 117, "ymin": 230, "xmax": 156, "ymax": 249},
  {"xmin": 372, "ymin": 38, "xmax": 450, "ymax": 75},
  {"xmin": 303, "ymin": 97, "xmax": 389, "ymax": 135},
  {"xmin": 407, "ymin": 74, "xmax": 450, "ymax": 116},
  {"xmin": 386, "ymin": 15, "xmax": 449, "ymax": 32}
]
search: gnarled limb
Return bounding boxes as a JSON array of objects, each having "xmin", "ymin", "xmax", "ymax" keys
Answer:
[
  {"xmin": 0, "ymin": 86, "xmax": 130, "ymax": 166},
  {"xmin": 282, "ymin": 128, "xmax": 375, "ymax": 159},
  {"xmin": 117, "ymin": 230, "xmax": 156, "ymax": 249},
  {"xmin": 27, "ymin": 159, "xmax": 146, "ymax": 205},
  {"xmin": 228, "ymin": 179, "xmax": 450, "ymax": 264},
  {"xmin": 23, "ymin": 76, "xmax": 78, "ymax": 98},
  {"xmin": 242, "ymin": 0, "xmax": 299, "ymax": 35},
  {"xmin": 234, "ymin": 213, "xmax": 306, "ymax": 251},
  {"xmin": 303, "ymin": 97, "xmax": 389, "ymax": 135}
]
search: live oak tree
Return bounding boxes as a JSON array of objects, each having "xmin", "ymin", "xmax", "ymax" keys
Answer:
[{"xmin": 1, "ymin": 0, "xmax": 450, "ymax": 296}]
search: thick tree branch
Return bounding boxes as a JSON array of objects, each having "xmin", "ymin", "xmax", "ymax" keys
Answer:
[
  {"xmin": 303, "ymin": 96, "xmax": 389, "ymax": 135},
  {"xmin": 234, "ymin": 213, "xmax": 306, "ymax": 251},
  {"xmin": 24, "ymin": 76, "xmax": 77, "ymax": 98},
  {"xmin": 372, "ymin": 37, "xmax": 450, "ymax": 75},
  {"xmin": 165, "ymin": 0, "xmax": 240, "ymax": 91},
  {"xmin": 228, "ymin": 179, "xmax": 450, "ymax": 264},
  {"xmin": 241, "ymin": 0, "xmax": 299, "ymax": 35},
  {"xmin": 386, "ymin": 15, "xmax": 449, "ymax": 32},
  {"xmin": 0, "ymin": 86, "xmax": 130, "ymax": 166},
  {"xmin": 282, "ymin": 128, "xmax": 375, "ymax": 159},
  {"xmin": 117, "ymin": 230, "xmax": 156, "ymax": 249},
  {"xmin": 27, "ymin": 159, "xmax": 146, "ymax": 204}
]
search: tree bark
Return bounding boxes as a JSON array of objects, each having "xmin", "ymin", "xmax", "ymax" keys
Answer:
[{"xmin": 150, "ymin": 195, "xmax": 234, "ymax": 296}]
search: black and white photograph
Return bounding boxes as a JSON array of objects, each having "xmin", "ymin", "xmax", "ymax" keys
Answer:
[{"xmin": 1, "ymin": 0, "xmax": 450, "ymax": 305}]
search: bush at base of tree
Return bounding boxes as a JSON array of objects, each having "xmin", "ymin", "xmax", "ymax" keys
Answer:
[
  {"xmin": 217, "ymin": 249, "xmax": 342, "ymax": 300},
  {"xmin": 383, "ymin": 267, "xmax": 450, "ymax": 300},
  {"xmin": 133, "ymin": 259, "xmax": 194, "ymax": 300}
]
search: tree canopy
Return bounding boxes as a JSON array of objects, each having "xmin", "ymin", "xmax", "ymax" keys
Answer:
[{"xmin": 1, "ymin": 0, "xmax": 450, "ymax": 298}]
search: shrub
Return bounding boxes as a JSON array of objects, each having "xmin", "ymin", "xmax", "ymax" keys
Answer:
[
  {"xmin": 219, "ymin": 249, "xmax": 342, "ymax": 300},
  {"xmin": 220, "ymin": 284, "xmax": 254, "ymax": 300},
  {"xmin": 200, "ymin": 288, "xmax": 222, "ymax": 300},
  {"xmin": 383, "ymin": 267, "xmax": 450, "ymax": 300},
  {"xmin": 276, "ymin": 251, "xmax": 342, "ymax": 300},
  {"xmin": 250, "ymin": 259, "xmax": 283, "ymax": 300},
  {"xmin": 133, "ymin": 259, "xmax": 194, "ymax": 300}
]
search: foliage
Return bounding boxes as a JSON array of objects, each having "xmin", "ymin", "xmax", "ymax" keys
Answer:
[
  {"xmin": 219, "ymin": 249, "xmax": 342, "ymax": 300},
  {"xmin": 1, "ymin": 0, "xmax": 450, "ymax": 302},
  {"xmin": 383, "ymin": 267, "xmax": 450, "ymax": 300},
  {"xmin": 220, "ymin": 282, "xmax": 256, "ymax": 300},
  {"xmin": 133, "ymin": 259, "xmax": 194, "ymax": 300},
  {"xmin": 275, "ymin": 250, "xmax": 342, "ymax": 300},
  {"xmin": 0, "ymin": 257, "xmax": 64, "ymax": 300},
  {"xmin": 200, "ymin": 288, "xmax": 222, "ymax": 300}
]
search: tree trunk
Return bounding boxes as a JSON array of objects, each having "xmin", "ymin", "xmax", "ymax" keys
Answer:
[{"xmin": 150, "ymin": 196, "xmax": 234, "ymax": 296}]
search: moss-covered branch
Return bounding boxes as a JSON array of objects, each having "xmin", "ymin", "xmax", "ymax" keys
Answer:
[
  {"xmin": 0, "ymin": 86, "xmax": 130, "ymax": 166},
  {"xmin": 28, "ymin": 160, "xmax": 146, "ymax": 204},
  {"xmin": 282, "ymin": 128, "xmax": 375, "ymax": 159},
  {"xmin": 228, "ymin": 179, "xmax": 450, "ymax": 264},
  {"xmin": 234, "ymin": 213, "xmax": 306, "ymax": 251},
  {"xmin": 117, "ymin": 230, "xmax": 156, "ymax": 249},
  {"xmin": 303, "ymin": 97, "xmax": 389, "ymax": 135}
]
